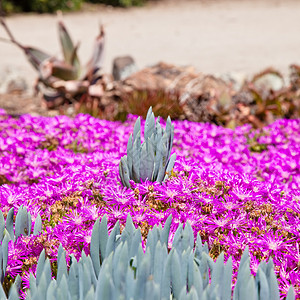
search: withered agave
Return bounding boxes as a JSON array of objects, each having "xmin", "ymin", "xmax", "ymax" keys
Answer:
[{"xmin": 0, "ymin": 15, "xmax": 105, "ymax": 110}]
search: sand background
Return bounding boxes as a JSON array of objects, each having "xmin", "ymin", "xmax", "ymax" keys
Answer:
[{"xmin": 1, "ymin": 0, "xmax": 300, "ymax": 85}]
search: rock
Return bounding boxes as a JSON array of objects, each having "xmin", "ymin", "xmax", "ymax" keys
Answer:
[
  {"xmin": 123, "ymin": 62, "xmax": 199, "ymax": 92},
  {"xmin": 0, "ymin": 67, "xmax": 28, "ymax": 94},
  {"xmin": 216, "ymin": 71, "xmax": 248, "ymax": 91},
  {"xmin": 112, "ymin": 56, "xmax": 137, "ymax": 81},
  {"xmin": 101, "ymin": 62, "xmax": 235, "ymax": 123}
]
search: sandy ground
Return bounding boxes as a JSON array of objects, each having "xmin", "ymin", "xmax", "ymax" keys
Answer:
[{"xmin": 1, "ymin": 0, "xmax": 300, "ymax": 87}]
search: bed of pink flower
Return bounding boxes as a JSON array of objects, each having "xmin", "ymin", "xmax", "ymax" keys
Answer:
[{"xmin": 0, "ymin": 108, "xmax": 299, "ymax": 298}]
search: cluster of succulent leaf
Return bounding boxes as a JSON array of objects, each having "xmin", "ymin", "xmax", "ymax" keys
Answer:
[
  {"xmin": 0, "ymin": 109, "xmax": 299, "ymax": 298},
  {"xmin": 0, "ymin": 206, "xmax": 42, "ymax": 295},
  {"xmin": 119, "ymin": 107, "xmax": 176, "ymax": 188},
  {"xmin": 0, "ymin": 211, "xmax": 295, "ymax": 299},
  {"xmin": 0, "ymin": 17, "xmax": 104, "ymax": 109}
]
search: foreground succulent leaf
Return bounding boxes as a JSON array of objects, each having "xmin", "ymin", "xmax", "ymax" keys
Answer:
[
  {"xmin": 33, "ymin": 215, "xmax": 42, "ymax": 236},
  {"xmin": 15, "ymin": 205, "xmax": 29, "ymax": 239},
  {"xmin": 5, "ymin": 208, "xmax": 14, "ymax": 242},
  {"xmin": 0, "ymin": 212, "xmax": 4, "ymax": 242}
]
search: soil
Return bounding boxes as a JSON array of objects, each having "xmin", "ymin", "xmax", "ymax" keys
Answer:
[{"xmin": 1, "ymin": 0, "xmax": 300, "ymax": 116}]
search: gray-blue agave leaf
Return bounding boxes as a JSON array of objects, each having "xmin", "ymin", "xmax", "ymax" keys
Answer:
[
  {"xmin": 28, "ymin": 211, "xmax": 32, "ymax": 236},
  {"xmin": 6, "ymin": 208, "xmax": 14, "ymax": 242},
  {"xmin": 57, "ymin": 274, "xmax": 68, "ymax": 299},
  {"xmin": 90, "ymin": 218, "xmax": 100, "ymax": 277},
  {"xmin": 84, "ymin": 287, "xmax": 95, "ymax": 300},
  {"xmin": 25, "ymin": 290, "xmax": 32, "ymax": 300},
  {"xmin": 199, "ymin": 252, "xmax": 211, "ymax": 290},
  {"xmin": 29, "ymin": 273, "xmax": 37, "ymax": 295},
  {"xmin": 57, "ymin": 246, "xmax": 68, "ymax": 284},
  {"xmin": 0, "ymin": 246, "xmax": 3, "ymax": 284},
  {"xmin": 170, "ymin": 249, "xmax": 185, "ymax": 299},
  {"xmin": 105, "ymin": 220, "xmax": 120, "ymax": 258},
  {"xmin": 86, "ymin": 255, "xmax": 98, "ymax": 287},
  {"xmin": 267, "ymin": 264, "xmax": 280, "ymax": 300},
  {"xmin": 145, "ymin": 280, "xmax": 160, "ymax": 300},
  {"xmin": 154, "ymin": 120, "xmax": 163, "ymax": 150},
  {"xmin": 96, "ymin": 254, "xmax": 114, "ymax": 300},
  {"xmin": 144, "ymin": 108, "xmax": 155, "ymax": 142},
  {"xmin": 233, "ymin": 257, "xmax": 251, "ymax": 300},
  {"xmin": 221, "ymin": 256, "xmax": 233, "ymax": 300},
  {"xmin": 210, "ymin": 252, "xmax": 224, "ymax": 293},
  {"xmin": 148, "ymin": 132, "xmax": 156, "ymax": 154},
  {"xmin": 112, "ymin": 242, "xmax": 124, "ymax": 285},
  {"xmin": 13, "ymin": 275, "xmax": 22, "ymax": 295},
  {"xmin": 35, "ymin": 249, "xmax": 46, "ymax": 286},
  {"xmin": 145, "ymin": 106, "xmax": 153, "ymax": 123},
  {"xmin": 43, "ymin": 258, "xmax": 52, "ymax": 287},
  {"xmin": 82, "ymin": 262, "xmax": 94, "ymax": 297},
  {"xmin": 99, "ymin": 215, "xmax": 109, "ymax": 264},
  {"xmin": 46, "ymin": 280, "xmax": 57, "ymax": 300},
  {"xmin": 68, "ymin": 259, "xmax": 79, "ymax": 299},
  {"xmin": 132, "ymin": 132, "xmax": 141, "ymax": 182},
  {"xmin": 2, "ymin": 234, "xmax": 10, "ymax": 282},
  {"xmin": 0, "ymin": 212, "xmax": 4, "ymax": 242},
  {"xmin": 187, "ymin": 255, "xmax": 203, "ymax": 297},
  {"xmin": 113, "ymin": 242, "xmax": 128, "ymax": 296},
  {"xmin": 178, "ymin": 286, "xmax": 187, "ymax": 300},
  {"xmin": 160, "ymin": 215, "xmax": 172, "ymax": 246},
  {"xmin": 238, "ymin": 276, "xmax": 256, "ymax": 300},
  {"xmin": 133, "ymin": 117, "xmax": 141, "ymax": 142},
  {"xmin": 0, "ymin": 282, "xmax": 7, "ymax": 299},
  {"xmin": 129, "ymin": 229, "xmax": 142, "ymax": 259},
  {"xmin": 119, "ymin": 156, "xmax": 130, "ymax": 188},
  {"xmin": 78, "ymin": 263, "xmax": 85, "ymax": 299},
  {"xmin": 15, "ymin": 206, "xmax": 29, "ymax": 239},
  {"xmin": 136, "ymin": 243, "xmax": 147, "ymax": 272},
  {"xmin": 264, "ymin": 258, "xmax": 274, "ymax": 278},
  {"xmin": 181, "ymin": 248, "xmax": 193, "ymax": 291},
  {"xmin": 180, "ymin": 286, "xmax": 199, "ymax": 300},
  {"xmin": 161, "ymin": 127, "xmax": 170, "ymax": 151},
  {"xmin": 8, "ymin": 282, "xmax": 19, "ymax": 300},
  {"xmin": 57, "ymin": 244, "xmax": 64, "ymax": 265},
  {"xmin": 33, "ymin": 214, "xmax": 42, "ymax": 236},
  {"xmin": 146, "ymin": 226, "xmax": 159, "ymax": 265},
  {"xmin": 125, "ymin": 263, "xmax": 136, "ymax": 299},
  {"xmin": 255, "ymin": 268, "xmax": 269, "ymax": 300},
  {"xmin": 139, "ymin": 140, "xmax": 154, "ymax": 182},
  {"xmin": 120, "ymin": 214, "xmax": 136, "ymax": 246},
  {"xmin": 35, "ymin": 272, "xmax": 48, "ymax": 298},
  {"xmin": 286, "ymin": 286, "xmax": 295, "ymax": 300},
  {"xmin": 163, "ymin": 153, "xmax": 176, "ymax": 182},
  {"xmin": 161, "ymin": 248, "xmax": 172, "ymax": 300},
  {"xmin": 126, "ymin": 134, "xmax": 133, "ymax": 179},
  {"xmin": 172, "ymin": 222, "xmax": 194, "ymax": 255},
  {"xmin": 165, "ymin": 116, "xmax": 173, "ymax": 154},
  {"xmin": 134, "ymin": 254, "xmax": 151, "ymax": 300},
  {"xmin": 156, "ymin": 142, "xmax": 168, "ymax": 183},
  {"xmin": 239, "ymin": 246, "xmax": 250, "ymax": 272},
  {"xmin": 194, "ymin": 234, "xmax": 203, "ymax": 259},
  {"xmin": 171, "ymin": 221, "xmax": 184, "ymax": 252},
  {"xmin": 119, "ymin": 158, "xmax": 126, "ymax": 187},
  {"xmin": 152, "ymin": 138, "xmax": 163, "ymax": 181},
  {"xmin": 153, "ymin": 241, "xmax": 168, "ymax": 285}
]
